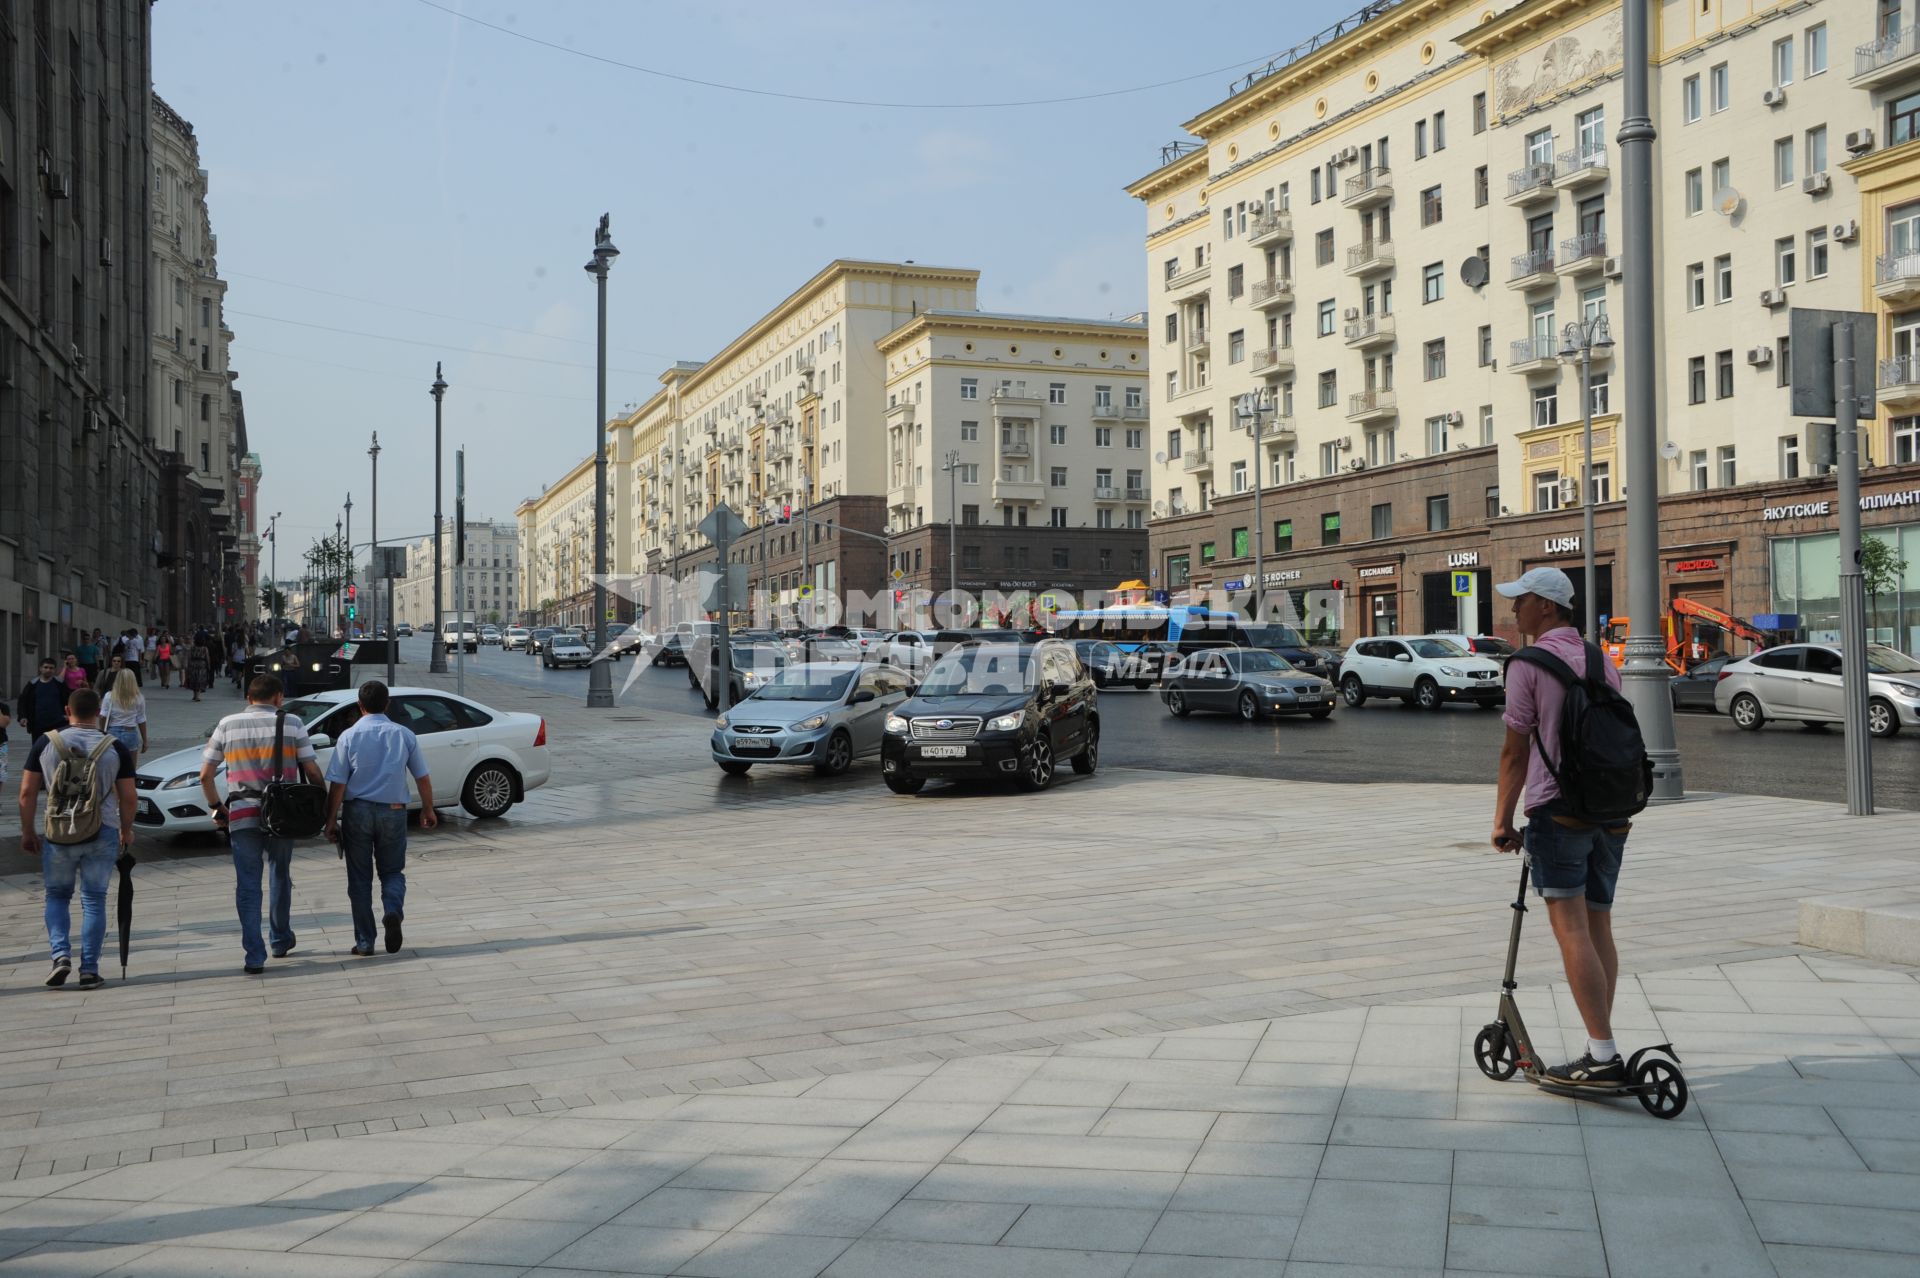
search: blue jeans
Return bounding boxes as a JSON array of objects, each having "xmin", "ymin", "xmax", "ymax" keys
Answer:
[
  {"xmin": 108, "ymin": 725, "xmax": 142, "ymax": 758},
  {"xmin": 43, "ymin": 831, "xmax": 118, "ymax": 972},
  {"xmin": 341, "ymin": 800, "xmax": 408, "ymax": 950},
  {"xmin": 229, "ymin": 826, "xmax": 295, "ymax": 967}
]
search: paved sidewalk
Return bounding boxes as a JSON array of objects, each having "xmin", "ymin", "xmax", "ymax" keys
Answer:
[{"xmin": 0, "ymin": 951, "xmax": 1913, "ymax": 1276}]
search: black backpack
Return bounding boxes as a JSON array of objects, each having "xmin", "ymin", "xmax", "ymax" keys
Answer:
[{"xmin": 1508, "ymin": 641, "xmax": 1653, "ymax": 823}]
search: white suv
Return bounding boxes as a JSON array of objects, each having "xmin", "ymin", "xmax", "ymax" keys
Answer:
[{"xmin": 1337, "ymin": 634, "xmax": 1505, "ymax": 711}]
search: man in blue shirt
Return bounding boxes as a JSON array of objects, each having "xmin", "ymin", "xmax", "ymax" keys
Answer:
[{"xmin": 322, "ymin": 681, "xmax": 436, "ymax": 956}]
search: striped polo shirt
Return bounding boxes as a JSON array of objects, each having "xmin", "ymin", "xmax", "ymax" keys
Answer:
[{"xmin": 202, "ymin": 703, "xmax": 316, "ymax": 831}]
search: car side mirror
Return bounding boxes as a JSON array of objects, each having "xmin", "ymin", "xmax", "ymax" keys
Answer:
[
  {"xmin": 1394, "ymin": 653, "xmax": 1413, "ymax": 662},
  {"xmin": 308, "ymin": 733, "xmax": 331, "ymax": 749},
  {"xmin": 1049, "ymin": 681, "xmax": 1071, "ymax": 698},
  {"xmin": 849, "ymin": 689, "xmax": 875, "ymax": 704}
]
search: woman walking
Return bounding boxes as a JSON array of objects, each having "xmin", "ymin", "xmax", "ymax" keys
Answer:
[
  {"xmin": 185, "ymin": 632, "xmax": 213, "ymax": 702},
  {"xmin": 156, "ymin": 632, "xmax": 175, "ymax": 690},
  {"xmin": 103, "ymin": 669, "xmax": 148, "ymax": 763}
]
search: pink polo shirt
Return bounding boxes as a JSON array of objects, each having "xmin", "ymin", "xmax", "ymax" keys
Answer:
[{"xmin": 1503, "ymin": 625, "xmax": 1621, "ymax": 812}]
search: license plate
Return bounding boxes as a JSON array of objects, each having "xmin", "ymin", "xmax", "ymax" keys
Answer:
[
  {"xmin": 919, "ymin": 745, "xmax": 968, "ymax": 759},
  {"xmin": 733, "ymin": 740, "xmax": 774, "ymax": 753},
  {"xmin": 138, "ymin": 798, "xmax": 157, "ymax": 817}
]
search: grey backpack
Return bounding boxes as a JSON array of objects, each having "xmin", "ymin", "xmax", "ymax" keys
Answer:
[{"xmin": 43, "ymin": 730, "xmax": 117, "ymax": 844}]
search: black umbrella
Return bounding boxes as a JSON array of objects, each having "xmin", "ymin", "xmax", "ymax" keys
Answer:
[{"xmin": 115, "ymin": 851, "xmax": 136, "ymax": 979}]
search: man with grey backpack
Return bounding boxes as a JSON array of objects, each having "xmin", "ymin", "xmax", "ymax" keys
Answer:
[{"xmin": 16, "ymin": 688, "xmax": 137, "ymax": 989}]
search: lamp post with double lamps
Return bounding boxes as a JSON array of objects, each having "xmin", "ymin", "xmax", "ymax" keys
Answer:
[
  {"xmin": 1234, "ymin": 390, "xmax": 1277, "ymax": 622},
  {"xmin": 266, "ymin": 511, "xmax": 281, "ymax": 626},
  {"xmin": 939, "ymin": 449, "xmax": 960, "ymax": 612},
  {"xmin": 585, "ymin": 214, "xmax": 619, "ymax": 708},
  {"xmin": 430, "ymin": 364, "xmax": 449, "ymax": 672},
  {"xmin": 1559, "ymin": 315, "xmax": 1615, "ymax": 639}
]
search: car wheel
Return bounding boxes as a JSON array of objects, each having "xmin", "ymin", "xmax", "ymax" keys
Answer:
[
  {"xmin": 1071, "ymin": 722, "xmax": 1099, "ymax": 775},
  {"xmin": 718, "ymin": 760, "xmax": 753, "ymax": 775},
  {"xmin": 1729, "ymin": 693, "xmax": 1765, "ymax": 731},
  {"xmin": 814, "ymin": 729, "xmax": 854, "ymax": 776},
  {"xmin": 1016, "ymin": 734, "xmax": 1056, "ymax": 792},
  {"xmin": 1341, "ymin": 675, "xmax": 1366, "ymax": 708},
  {"xmin": 1237, "ymin": 690, "xmax": 1260, "ymax": 722},
  {"xmin": 1165, "ymin": 689, "xmax": 1190, "ymax": 718},
  {"xmin": 884, "ymin": 772, "xmax": 925, "ymax": 795},
  {"xmin": 460, "ymin": 762, "xmax": 517, "ymax": 819},
  {"xmin": 1309, "ymin": 707, "xmax": 1333, "ymax": 720},
  {"xmin": 1415, "ymin": 678, "xmax": 1443, "ymax": 711},
  {"xmin": 1868, "ymin": 698, "xmax": 1900, "ymax": 738},
  {"xmin": 1134, "ymin": 679, "xmax": 1153, "ymax": 691}
]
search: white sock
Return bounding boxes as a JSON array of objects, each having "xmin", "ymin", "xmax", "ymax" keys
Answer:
[{"xmin": 1589, "ymin": 1037, "xmax": 1618, "ymax": 1061}]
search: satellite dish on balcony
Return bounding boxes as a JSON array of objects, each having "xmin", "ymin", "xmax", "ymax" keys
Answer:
[
  {"xmin": 1153, "ymin": 502, "xmax": 1168, "ymax": 516},
  {"xmin": 1713, "ymin": 187, "xmax": 1745, "ymax": 218},
  {"xmin": 1459, "ymin": 255, "xmax": 1489, "ymax": 289},
  {"xmin": 1154, "ymin": 451, "xmax": 1168, "ymax": 464}
]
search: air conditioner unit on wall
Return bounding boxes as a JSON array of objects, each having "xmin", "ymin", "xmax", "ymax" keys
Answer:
[
  {"xmin": 1344, "ymin": 306, "xmax": 1361, "ymax": 321},
  {"xmin": 1443, "ymin": 410, "xmax": 1464, "ymax": 425},
  {"xmin": 1801, "ymin": 172, "xmax": 1831, "ymax": 195},
  {"xmin": 1746, "ymin": 346, "xmax": 1773, "ymax": 366},
  {"xmin": 1844, "ymin": 128, "xmax": 1875, "ymax": 154},
  {"xmin": 1603, "ymin": 256, "xmax": 1624, "ymax": 279},
  {"xmin": 1833, "ymin": 219, "xmax": 1859, "ymax": 243},
  {"xmin": 1761, "ymin": 87, "xmax": 1786, "ymax": 107},
  {"xmin": 1759, "ymin": 288, "xmax": 1783, "ymax": 308},
  {"xmin": 1336, "ymin": 435, "xmax": 1353, "ymax": 450},
  {"xmin": 1339, "ymin": 146, "xmax": 1358, "ymax": 164}
]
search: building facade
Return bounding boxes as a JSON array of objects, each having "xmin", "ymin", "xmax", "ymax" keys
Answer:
[
  {"xmin": 1132, "ymin": 0, "xmax": 1920, "ymax": 647},
  {"xmin": 514, "ymin": 452, "xmax": 603, "ymax": 627},
  {"xmin": 393, "ymin": 519, "xmax": 521, "ymax": 628},
  {"xmin": 0, "ymin": 0, "xmax": 158, "ymax": 694},
  {"xmin": 235, "ymin": 451, "xmax": 262, "ymax": 621}
]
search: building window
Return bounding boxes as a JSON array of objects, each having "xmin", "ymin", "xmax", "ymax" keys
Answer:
[
  {"xmin": 1532, "ymin": 384, "xmax": 1558, "ymax": 427},
  {"xmin": 1773, "ymin": 137, "xmax": 1794, "ymax": 189},
  {"xmin": 1125, "ymin": 385, "xmax": 1143, "ymax": 409},
  {"xmin": 1420, "ymin": 184, "xmax": 1443, "ymax": 226},
  {"xmin": 1317, "ymin": 369, "xmax": 1337, "ymax": 407},
  {"xmin": 1051, "ymin": 546, "xmax": 1069, "ymax": 569},
  {"xmin": 1688, "ymin": 355, "xmax": 1707, "ymax": 404},
  {"xmin": 1321, "ymin": 512, "xmax": 1340, "ymax": 546},
  {"xmin": 1474, "ymin": 165, "xmax": 1489, "ymax": 207},
  {"xmin": 1480, "ymin": 404, "xmax": 1495, "ymax": 446},
  {"xmin": 1317, "ymin": 299, "xmax": 1335, "ymax": 336},
  {"xmin": 1589, "ymin": 372, "xmax": 1610, "ymax": 417},
  {"xmin": 1682, "ymin": 75, "xmax": 1700, "ymax": 123},
  {"xmin": 1095, "ymin": 427, "xmax": 1113, "ymax": 448},
  {"xmin": 1227, "ymin": 263, "xmax": 1244, "ymax": 298},
  {"xmin": 1166, "ymin": 430, "xmax": 1181, "ymax": 459},
  {"xmin": 1049, "ymin": 507, "xmax": 1067, "ymax": 528},
  {"xmin": 1229, "ymin": 461, "xmax": 1247, "ymax": 494},
  {"xmin": 1807, "ymin": 227, "xmax": 1828, "ymax": 279},
  {"xmin": 960, "ymin": 377, "xmax": 977, "ymax": 399},
  {"xmin": 199, "ymin": 394, "xmax": 210, "ymax": 421},
  {"xmin": 1711, "ymin": 156, "xmax": 1730, "ymax": 197},
  {"xmin": 1319, "ymin": 441, "xmax": 1340, "ymax": 476},
  {"xmin": 1415, "ymin": 119, "xmax": 1427, "ymax": 158},
  {"xmin": 1200, "ymin": 541, "xmax": 1217, "ymax": 564},
  {"xmin": 1370, "ymin": 503, "xmax": 1392, "ymax": 539},
  {"xmin": 1806, "ymin": 125, "xmax": 1827, "ymax": 178},
  {"xmin": 1715, "ymin": 255, "xmax": 1732, "ymax": 304},
  {"xmin": 1050, "ymin": 423, "xmax": 1067, "ymax": 445},
  {"xmin": 1893, "ymin": 417, "xmax": 1919, "ymax": 464},
  {"xmin": 1685, "ymin": 168, "xmax": 1703, "ymax": 216},
  {"xmin": 1779, "ymin": 434, "xmax": 1801, "ymax": 479},
  {"xmin": 1049, "ymin": 466, "xmax": 1067, "ymax": 487},
  {"xmin": 1686, "ymin": 263, "xmax": 1705, "ymax": 310},
  {"xmin": 1806, "ymin": 23, "xmax": 1826, "ymax": 76},
  {"xmin": 1709, "ymin": 62, "xmax": 1728, "ymax": 113},
  {"xmin": 1534, "ymin": 470, "xmax": 1562, "ymax": 513},
  {"xmin": 1772, "ymin": 36, "xmax": 1794, "ymax": 87},
  {"xmin": 1588, "ymin": 461, "xmax": 1612, "ymax": 504},
  {"xmin": 1778, "ymin": 336, "xmax": 1792, "ymax": 388},
  {"xmin": 960, "ymin": 419, "xmax": 978, "ymax": 441},
  {"xmin": 1486, "ymin": 486, "xmax": 1501, "ymax": 518},
  {"xmin": 1472, "ymin": 92, "xmax": 1487, "ymax": 133},
  {"xmin": 1422, "ymin": 261, "xmax": 1444, "ymax": 304},
  {"xmin": 1433, "ymin": 111, "xmax": 1447, "ymax": 151},
  {"xmin": 1427, "ymin": 494, "xmax": 1450, "ymax": 532},
  {"xmin": 1228, "ymin": 329, "xmax": 1246, "ymax": 363},
  {"xmin": 1718, "ymin": 446, "xmax": 1737, "ymax": 487},
  {"xmin": 1716, "ymin": 349, "xmax": 1735, "ymax": 399},
  {"xmin": 1316, "ymin": 228, "xmax": 1334, "ymax": 265},
  {"xmin": 961, "ymin": 504, "xmax": 979, "ymax": 525},
  {"xmin": 1423, "ymin": 339, "xmax": 1446, "ymax": 381},
  {"xmin": 1425, "ymin": 414, "xmax": 1450, "ymax": 454},
  {"xmin": 1048, "ymin": 382, "xmax": 1066, "ymax": 405}
]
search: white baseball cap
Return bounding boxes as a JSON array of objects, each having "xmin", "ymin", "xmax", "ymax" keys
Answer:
[{"xmin": 1494, "ymin": 566, "xmax": 1575, "ymax": 607}]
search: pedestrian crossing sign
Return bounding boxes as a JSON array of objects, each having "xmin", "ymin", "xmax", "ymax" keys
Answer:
[{"xmin": 1451, "ymin": 571, "xmax": 1473, "ymax": 597}]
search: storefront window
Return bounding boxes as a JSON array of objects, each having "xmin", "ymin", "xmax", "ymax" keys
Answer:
[
  {"xmin": 1232, "ymin": 527, "xmax": 1249, "ymax": 558},
  {"xmin": 1274, "ymin": 519, "xmax": 1293, "ymax": 552},
  {"xmin": 1767, "ymin": 528, "xmax": 1920, "ymax": 651},
  {"xmin": 1322, "ymin": 512, "xmax": 1341, "ymax": 546}
]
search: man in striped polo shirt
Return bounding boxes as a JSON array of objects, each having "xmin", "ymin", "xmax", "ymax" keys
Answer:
[{"xmin": 199, "ymin": 674, "xmax": 327, "ymax": 974}]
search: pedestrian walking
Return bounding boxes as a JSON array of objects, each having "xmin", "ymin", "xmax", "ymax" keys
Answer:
[
  {"xmin": 0, "ymin": 694, "xmax": 11, "ymax": 793},
  {"xmin": 16, "ymin": 688, "xmax": 137, "ymax": 989},
  {"xmin": 229, "ymin": 635, "xmax": 248, "ymax": 693},
  {"xmin": 102, "ymin": 670, "xmax": 148, "ymax": 764},
  {"xmin": 322, "ymin": 681, "xmax": 434, "ymax": 957},
  {"xmin": 200, "ymin": 674, "xmax": 325, "ymax": 973},
  {"xmin": 185, "ymin": 633, "xmax": 212, "ymax": 702},
  {"xmin": 92, "ymin": 653, "xmax": 126, "ymax": 699},
  {"xmin": 1490, "ymin": 567, "xmax": 1633, "ymax": 1087},
  {"xmin": 75, "ymin": 633, "xmax": 100, "ymax": 684},
  {"xmin": 155, "ymin": 633, "xmax": 174, "ymax": 690},
  {"xmin": 60, "ymin": 653, "xmax": 87, "ymax": 696},
  {"xmin": 122, "ymin": 629, "xmax": 145, "ymax": 687},
  {"xmin": 17, "ymin": 658, "xmax": 70, "ymax": 740}
]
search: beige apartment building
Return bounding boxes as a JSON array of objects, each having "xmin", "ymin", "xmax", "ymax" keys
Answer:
[
  {"xmin": 393, "ymin": 519, "xmax": 520, "ymax": 628},
  {"xmin": 514, "ymin": 452, "xmax": 602, "ymax": 627},
  {"xmin": 1131, "ymin": 0, "xmax": 1920, "ymax": 648}
]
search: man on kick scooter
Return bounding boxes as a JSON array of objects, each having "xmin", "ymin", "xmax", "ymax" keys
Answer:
[{"xmin": 1490, "ymin": 567, "xmax": 1631, "ymax": 1088}]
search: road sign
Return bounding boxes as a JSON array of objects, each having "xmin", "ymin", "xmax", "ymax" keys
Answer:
[
  {"xmin": 1042, "ymin": 593, "xmax": 1058, "ymax": 612},
  {"xmin": 1451, "ymin": 571, "xmax": 1473, "ymax": 597},
  {"xmin": 891, "ymin": 568, "xmax": 905, "ymax": 582},
  {"xmin": 697, "ymin": 503, "xmax": 749, "ymax": 547},
  {"xmin": 1790, "ymin": 308, "xmax": 1877, "ymax": 418},
  {"xmin": 798, "ymin": 584, "xmax": 813, "ymax": 599},
  {"xmin": 696, "ymin": 565, "xmax": 749, "ymax": 614},
  {"xmin": 605, "ymin": 608, "xmax": 616, "ymax": 620}
]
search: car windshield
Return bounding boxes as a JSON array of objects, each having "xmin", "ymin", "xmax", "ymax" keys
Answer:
[
  {"xmin": 1409, "ymin": 638, "xmax": 1469, "ymax": 659},
  {"xmin": 918, "ymin": 647, "xmax": 1034, "ymax": 696},
  {"xmin": 532, "ymin": 629, "xmax": 555, "ymax": 638},
  {"xmin": 1243, "ymin": 624, "xmax": 1309, "ymax": 649},
  {"xmin": 1231, "ymin": 650, "xmax": 1292, "ymax": 674},
  {"xmin": 1474, "ymin": 637, "xmax": 1515, "ymax": 654},
  {"xmin": 1868, "ymin": 646, "xmax": 1920, "ymax": 675},
  {"xmin": 282, "ymin": 698, "xmax": 342, "ymax": 727},
  {"xmin": 752, "ymin": 667, "xmax": 855, "ymax": 702}
]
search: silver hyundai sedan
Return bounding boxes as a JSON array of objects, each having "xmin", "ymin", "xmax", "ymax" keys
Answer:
[{"xmin": 711, "ymin": 662, "xmax": 914, "ymax": 776}]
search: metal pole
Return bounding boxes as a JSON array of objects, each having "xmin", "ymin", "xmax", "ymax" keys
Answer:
[
  {"xmin": 1581, "ymin": 345, "xmax": 1597, "ymax": 639},
  {"xmin": 344, "ymin": 493, "xmax": 353, "ymax": 635},
  {"xmin": 1252, "ymin": 406, "xmax": 1265, "ymax": 624},
  {"xmin": 372, "ymin": 433, "xmax": 392, "ymax": 685},
  {"xmin": 1834, "ymin": 323, "xmax": 1873, "ymax": 815},
  {"xmin": 586, "ymin": 215, "xmax": 618, "ymax": 708},
  {"xmin": 334, "ymin": 516, "xmax": 343, "ymax": 635},
  {"xmin": 430, "ymin": 365, "xmax": 448, "ymax": 672},
  {"xmin": 1616, "ymin": 0, "xmax": 1683, "ymax": 798}
]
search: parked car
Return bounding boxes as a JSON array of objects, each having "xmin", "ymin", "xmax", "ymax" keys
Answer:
[
  {"xmin": 527, "ymin": 627, "xmax": 558, "ymax": 654},
  {"xmin": 689, "ymin": 639, "xmax": 791, "ymax": 708},
  {"xmin": 1190, "ymin": 623, "xmax": 1342, "ymax": 684},
  {"xmin": 1337, "ymin": 634, "xmax": 1505, "ymax": 711},
  {"xmin": 543, "ymin": 633, "xmax": 594, "ymax": 669},
  {"xmin": 1072, "ymin": 639, "xmax": 1153, "ymax": 690},
  {"xmin": 881, "ymin": 639, "xmax": 1097, "ymax": 795},
  {"xmin": 1460, "ymin": 635, "xmax": 1517, "ymax": 666},
  {"xmin": 711, "ymin": 662, "xmax": 914, "ymax": 776},
  {"xmin": 131, "ymin": 686, "xmax": 551, "ymax": 835},
  {"xmin": 1163, "ymin": 647, "xmax": 1337, "ymax": 721},
  {"xmin": 1670, "ymin": 655, "xmax": 1732, "ymax": 712},
  {"xmin": 1715, "ymin": 643, "xmax": 1920, "ymax": 738},
  {"xmin": 395, "ymin": 623, "xmax": 413, "ymax": 638},
  {"xmin": 503, "ymin": 626, "xmax": 531, "ymax": 651},
  {"xmin": 479, "ymin": 625, "xmax": 503, "ymax": 645}
]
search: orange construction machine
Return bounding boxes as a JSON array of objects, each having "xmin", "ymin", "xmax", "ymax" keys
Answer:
[{"xmin": 1599, "ymin": 597, "xmax": 1774, "ymax": 673}]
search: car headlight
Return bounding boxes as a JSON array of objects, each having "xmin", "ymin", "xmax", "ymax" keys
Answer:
[
  {"xmin": 162, "ymin": 772, "xmax": 199, "ymax": 790},
  {"xmin": 1438, "ymin": 665, "xmax": 1465, "ymax": 678},
  {"xmin": 795, "ymin": 714, "xmax": 828, "ymax": 731},
  {"xmin": 1889, "ymin": 682, "xmax": 1920, "ymax": 699},
  {"xmin": 715, "ymin": 715, "xmax": 729, "ymax": 729},
  {"xmin": 885, "ymin": 715, "xmax": 909, "ymax": 734},
  {"xmin": 985, "ymin": 712, "xmax": 1023, "ymax": 732}
]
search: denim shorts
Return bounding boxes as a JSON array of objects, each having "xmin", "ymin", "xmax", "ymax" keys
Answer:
[{"xmin": 1524, "ymin": 813, "xmax": 1628, "ymax": 910}]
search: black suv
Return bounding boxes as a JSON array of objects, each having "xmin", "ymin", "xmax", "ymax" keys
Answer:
[{"xmin": 880, "ymin": 639, "xmax": 1097, "ymax": 795}]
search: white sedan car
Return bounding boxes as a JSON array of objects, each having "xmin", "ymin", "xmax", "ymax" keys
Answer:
[{"xmin": 132, "ymin": 686, "xmax": 552, "ymax": 837}]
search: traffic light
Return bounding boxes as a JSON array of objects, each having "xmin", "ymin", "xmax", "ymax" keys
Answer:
[
  {"xmin": 347, "ymin": 584, "xmax": 357, "ymax": 601},
  {"xmin": 347, "ymin": 604, "xmax": 357, "ymax": 619}
]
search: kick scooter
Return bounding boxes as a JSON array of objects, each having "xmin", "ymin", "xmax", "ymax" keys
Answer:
[{"xmin": 1472, "ymin": 855, "xmax": 1689, "ymax": 1119}]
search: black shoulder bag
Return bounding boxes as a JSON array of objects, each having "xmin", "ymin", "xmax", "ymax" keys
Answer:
[{"xmin": 258, "ymin": 709, "xmax": 329, "ymax": 839}]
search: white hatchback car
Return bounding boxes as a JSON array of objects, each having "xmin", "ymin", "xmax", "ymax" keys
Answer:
[
  {"xmin": 132, "ymin": 687, "xmax": 551, "ymax": 837},
  {"xmin": 1337, "ymin": 634, "xmax": 1506, "ymax": 711}
]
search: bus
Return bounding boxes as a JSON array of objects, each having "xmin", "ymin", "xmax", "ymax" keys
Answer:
[{"xmin": 1054, "ymin": 606, "xmax": 1341, "ymax": 683}]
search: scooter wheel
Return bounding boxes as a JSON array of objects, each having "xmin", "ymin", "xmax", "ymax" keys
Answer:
[
  {"xmin": 1473, "ymin": 1025, "xmax": 1517, "ymax": 1081},
  {"xmin": 1635, "ymin": 1058, "xmax": 1689, "ymax": 1119}
]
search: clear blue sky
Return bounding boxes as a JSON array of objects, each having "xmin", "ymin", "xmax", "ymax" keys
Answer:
[{"xmin": 153, "ymin": 0, "xmax": 1327, "ymax": 568}]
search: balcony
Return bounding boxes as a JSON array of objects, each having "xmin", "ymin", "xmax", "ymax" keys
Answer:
[
  {"xmin": 1509, "ymin": 334, "xmax": 1560, "ymax": 373},
  {"xmin": 1880, "ymin": 357, "xmax": 1920, "ymax": 410},
  {"xmin": 1346, "ymin": 390, "xmax": 1397, "ymax": 423},
  {"xmin": 1181, "ymin": 447, "xmax": 1213, "ymax": 474},
  {"xmin": 1250, "ymin": 275, "xmax": 1295, "ymax": 310},
  {"xmin": 1249, "ymin": 210, "xmax": 1293, "ymax": 247},
  {"xmin": 998, "ymin": 436, "xmax": 1032, "ymax": 459},
  {"xmin": 1185, "ymin": 326, "xmax": 1211, "ymax": 353},
  {"xmin": 763, "ymin": 439, "xmax": 792, "ymax": 464},
  {"xmin": 1344, "ymin": 239, "xmax": 1395, "ymax": 278},
  {"xmin": 887, "ymin": 482, "xmax": 918, "ymax": 510},
  {"xmin": 1251, "ymin": 345, "xmax": 1295, "ymax": 378},
  {"xmin": 1120, "ymin": 403, "xmax": 1149, "ymax": 420},
  {"xmin": 992, "ymin": 478, "xmax": 1045, "ymax": 504},
  {"xmin": 1164, "ymin": 259, "xmax": 1212, "ymax": 296},
  {"xmin": 1342, "ymin": 166, "xmax": 1393, "ymax": 209},
  {"xmin": 1256, "ymin": 417, "xmax": 1297, "ymax": 449},
  {"xmin": 1505, "ymin": 161, "xmax": 1557, "ymax": 206},
  {"xmin": 1855, "ymin": 27, "xmax": 1920, "ymax": 88},
  {"xmin": 1091, "ymin": 400, "xmax": 1121, "ymax": 420},
  {"xmin": 1093, "ymin": 485, "xmax": 1123, "ymax": 502},
  {"xmin": 1125, "ymin": 486, "xmax": 1149, "ymax": 501},
  {"xmin": 884, "ymin": 400, "xmax": 916, "ymax": 426},
  {"xmin": 1344, "ymin": 313, "xmax": 1396, "ymax": 349},
  {"xmin": 1557, "ymin": 231, "xmax": 1607, "ymax": 275},
  {"xmin": 1508, "ymin": 246, "xmax": 1557, "ymax": 291},
  {"xmin": 1554, "ymin": 147, "xmax": 1608, "ymax": 190},
  {"xmin": 1876, "ymin": 252, "xmax": 1920, "ymax": 305}
]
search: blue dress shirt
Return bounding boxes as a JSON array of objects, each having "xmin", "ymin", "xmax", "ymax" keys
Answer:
[{"xmin": 325, "ymin": 711, "xmax": 429, "ymax": 803}]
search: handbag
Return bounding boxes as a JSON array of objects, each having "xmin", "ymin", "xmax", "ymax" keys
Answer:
[{"xmin": 257, "ymin": 708, "xmax": 329, "ymax": 839}]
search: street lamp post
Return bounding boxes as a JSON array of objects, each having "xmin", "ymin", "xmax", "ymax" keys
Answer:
[
  {"xmin": 1235, "ymin": 390, "xmax": 1275, "ymax": 622},
  {"xmin": 267, "ymin": 511, "xmax": 281, "ymax": 626},
  {"xmin": 1560, "ymin": 316, "xmax": 1615, "ymax": 639},
  {"xmin": 344, "ymin": 492, "xmax": 353, "ymax": 635},
  {"xmin": 371, "ymin": 433, "xmax": 393, "ymax": 683},
  {"xmin": 430, "ymin": 364, "xmax": 449, "ymax": 672},
  {"xmin": 334, "ymin": 515, "xmax": 343, "ymax": 636},
  {"xmin": 585, "ymin": 214, "xmax": 619, "ymax": 708},
  {"xmin": 940, "ymin": 450, "xmax": 960, "ymax": 617}
]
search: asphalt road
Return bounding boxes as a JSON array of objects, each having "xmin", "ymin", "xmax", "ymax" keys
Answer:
[{"xmin": 400, "ymin": 637, "xmax": 1920, "ymax": 811}]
